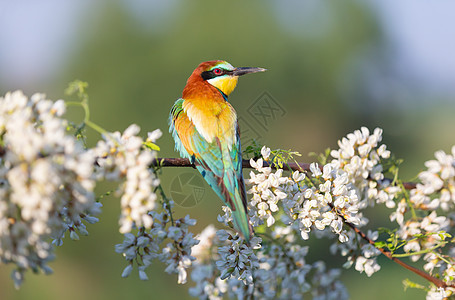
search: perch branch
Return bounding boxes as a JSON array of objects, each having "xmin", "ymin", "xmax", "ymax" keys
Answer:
[{"xmin": 152, "ymin": 157, "xmax": 417, "ymax": 189}]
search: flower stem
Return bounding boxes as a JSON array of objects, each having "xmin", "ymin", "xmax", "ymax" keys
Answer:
[
  {"xmin": 150, "ymin": 158, "xmax": 418, "ymax": 190},
  {"xmin": 392, "ymin": 242, "xmax": 448, "ymax": 258},
  {"xmin": 65, "ymin": 80, "xmax": 108, "ymax": 136}
]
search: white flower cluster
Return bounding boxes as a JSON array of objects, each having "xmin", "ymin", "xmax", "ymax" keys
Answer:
[
  {"xmin": 247, "ymin": 151, "xmax": 360, "ymax": 243},
  {"xmin": 255, "ymin": 243, "xmax": 312, "ymax": 298},
  {"xmin": 410, "ymin": 146, "xmax": 455, "ymax": 211},
  {"xmin": 0, "ymin": 91, "xmax": 99, "ymax": 288},
  {"xmin": 330, "ymin": 127, "xmax": 399, "ymax": 209},
  {"xmin": 189, "ymin": 264, "xmax": 227, "ymax": 300},
  {"xmin": 329, "ymin": 129, "xmax": 455, "ymax": 296},
  {"xmin": 92, "ymin": 125, "xmax": 162, "ymax": 233},
  {"xmin": 247, "ymin": 157, "xmax": 293, "ymax": 228},
  {"xmin": 0, "ymin": 91, "xmax": 166, "ymax": 288},
  {"xmin": 298, "ymin": 163, "xmax": 361, "ymax": 242},
  {"xmin": 216, "ymin": 230, "xmax": 261, "ymax": 284},
  {"xmin": 115, "ymin": 200, "xmax": 199, "ymax": 284},
  {"xmin": 327, "ymin": 127, "xmax": 402, "ymax": 276},
  {"xmin": 189, "ymin": 224, "xmax": 348, "ymax": 299},
  {"xmin": 190, "ymin": 128, "xmax": 403, "ymax": 299},
  {"xmin": 191, "ymin": 224, "xmax": 217, "ymax": 262},
  {"xmin": 398, "ymin": 211, "xmax": 450, "ymax": 262},
  {"xmin": 387, "ymin": 147, "xmax": 455, "ymax": 297},
  {"xmin": 331, "ymin": 230, "xmax": 381, "ymax": 277},
  {"xmin": 311, "ymin": 261, "xmax": 349, "ymax": 300},
  {"xmin": 246, "ymin": 128, "xmax": 397, "ymax": 281},
  {"xmin": 426, "ymin": 286, "xmax": 453, "ymax": 300},
  {"xmin": 162, "ymin": 214, "xmax": 199, "ymax": 284},
  {"xmin": 3, "ymin": 92, "xmax": 451, "ymax": 300},
  {"xmin": 423, "ymin": 251, "xmax": 455, "ymax": 295},
  {"xmin": 189, "ymin": 225, "xmax": 226, "ymax": 299}
]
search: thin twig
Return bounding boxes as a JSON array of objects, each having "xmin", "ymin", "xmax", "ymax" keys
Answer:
[
  {"xmin": 330, "ymin": 203, "xmax": 454, "ymax": 289},
  {"xmin": 152, "ymin": 158, "xmax": 416, "ymax": 189}
]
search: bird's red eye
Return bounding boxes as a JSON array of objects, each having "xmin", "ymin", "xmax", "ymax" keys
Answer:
[{"xmin": 213, "ymin": 68, "xmax": 222, "ymax": 75}]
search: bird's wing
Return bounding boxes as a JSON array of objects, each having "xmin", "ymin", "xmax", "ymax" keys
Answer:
[
  {"xmin": 169, "ymin": 98, "xmax": 252, "ymax": 240},
  {"xmin": 169, "ymin": 98, "xmax": 225, "ymax": 176},
  {"xmin": 232, "ymin": 123, "xmax": 249, "ymax": 212},
  {"xmin": 169, "ymin": 98, "xmax": 193, "ymax": 160}
]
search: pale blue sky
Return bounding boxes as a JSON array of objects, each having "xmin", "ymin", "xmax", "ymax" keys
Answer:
[{"xmin": 1, "ymin": 1, "xmax": 454, "ymax": 98}]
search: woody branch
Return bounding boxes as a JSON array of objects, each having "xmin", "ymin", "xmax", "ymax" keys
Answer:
[{"xmin": 151, "ymin": 157, "xmax": 417, "ymax": 189}]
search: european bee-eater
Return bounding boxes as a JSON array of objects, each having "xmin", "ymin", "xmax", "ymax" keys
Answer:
[{"xmin": 169, "ymin": 60, "xmax": 266, "ymax": 242}]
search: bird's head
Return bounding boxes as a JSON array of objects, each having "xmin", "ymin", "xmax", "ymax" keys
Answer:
[{"xmin": 187, "ymin": 60, "xmax": 266, "ymax": 97}]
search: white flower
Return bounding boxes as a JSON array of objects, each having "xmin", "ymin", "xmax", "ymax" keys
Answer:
[
  {"xmin": 121, "ymin": 264, "xmax": 133, "ymax": 278},
  {"xmin": 261, "ymin": 146, "xmax": 271, "ymax": 160},
  {"xmin": 216, "ymin": 232, "xmax": 260, "ymax": 285},
  {"xmin": 354, "ymin": 256, "xmax": 381, "ymax": 277},
  {"xmin": 330, "ymin": 127, "xmax": 399, "ymax": 210},
  {"xmin": 94, "ymin": 125, "xmax": 161, "ymax": 233},
  {"xmin": 310, "ymin": 163, "xmax": 322, "ymax": 177},
  {"xmin": 138, "ymin": 266, "xmax": 149, "ymax": 280},
  {"xmin": 426, "ymin": 287, "xmax": 452, "ymax": 300},
  {"xmin": 192, "ymin": 225, "xmax": 218, "ymax": 262},
  {"xmin": 410, "ymin": 147, "xmax": 455, "ymax": 211},
  {"xmin": 0, "ymin": 91, "xmax": 99, "ymax": 288},
  {"xmin": 116, "ymin": 204, "xmax": 198, "ymax": 285},
  {"xmin": 160, "ymin": 215, "xmax": 199, "ymax": 284},
  {"xmin": 247, "ymin": 154, "xmax": 295, "ymax": 227},
  {"xmin": 311, "ymin": 261, "xmax": 348, "ymax": 300},
  {"xmin": 147, "ymin": 129, "xmax": 163, "ymax": 142},
  {"xmin": 292, "ymin": 171, "xmax": 305, "ymax": 182},
  {"xmin": 189, "ymin": 264, "xmax": 226, "ymax": 299}
]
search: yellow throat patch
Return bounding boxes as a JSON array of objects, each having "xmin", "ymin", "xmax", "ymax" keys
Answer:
[{"xmin": 207, "ymin": 75, "xmax": 239, "ymax": 96}]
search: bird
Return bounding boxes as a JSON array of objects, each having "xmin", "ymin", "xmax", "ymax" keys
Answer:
[{"xmin": 169, "ymin": 60, "xmax": 266, "ymax": 243}]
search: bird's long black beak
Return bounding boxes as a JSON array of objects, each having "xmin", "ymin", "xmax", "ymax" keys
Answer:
[{"xmin": 232, "ymin": 67, "xmax": 267, "ymax": 76}]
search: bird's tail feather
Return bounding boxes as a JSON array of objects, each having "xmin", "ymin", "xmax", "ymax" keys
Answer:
[
  {"xmin": 195, "ymin": 165, "xmax": 253, "ymax": 243},
  {"xmin": 223, "ymin": 172, "xmax": 252, "ymax": 243}
]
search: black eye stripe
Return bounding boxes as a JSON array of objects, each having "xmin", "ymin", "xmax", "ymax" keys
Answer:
[
  {"xmin": 201, "ymin": 68, "xmax": 233, "ymax": 80},
  {"xmin": 201, "ymin": 71, "xmax": 215, "ymax": 80}
]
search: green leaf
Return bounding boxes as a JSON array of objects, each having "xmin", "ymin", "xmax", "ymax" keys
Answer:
[
  {"xmin": 144, "ymin": 141, "xmax": 160, "ymax": 151},
  {"xmin": 377, "ymin": 227, "xmax": 393, "ymax": 234},
  {"xmin": 243, "ymin": 140, "xmax": 262, "ymax": 158},
  {"xmin": 309, "ymin": 147, "xmax": 332, "ymax": 165},
  {"xmin": 374, "ymin": 241, "xmax": 387, "ymax": 248},
  {"xmin": 402, "ymin": 279, "xmax": 426, "ymax": 291},
  {"xmin": 65, "ymin": 80, "xmax": 89, "ymax": 99}
]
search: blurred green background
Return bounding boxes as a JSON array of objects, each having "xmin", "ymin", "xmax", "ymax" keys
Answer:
[{"xmin": 1, "ymin": 0, "xmax": 454, "ymax": 299}]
